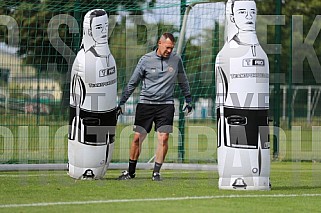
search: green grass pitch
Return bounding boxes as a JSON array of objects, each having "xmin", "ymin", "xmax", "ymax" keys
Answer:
[{"xmin": 1, "ymin": 162, "xmax": 321, "ymax": 213}]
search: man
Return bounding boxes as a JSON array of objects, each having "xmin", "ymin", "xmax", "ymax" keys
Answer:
[
  {"xmin": 68, "ymin": 9, "xmax": 117, "ymax": 179},
  {"xmin": 117, "ymin": 32, "xmax": 192, "ymax": 181}
]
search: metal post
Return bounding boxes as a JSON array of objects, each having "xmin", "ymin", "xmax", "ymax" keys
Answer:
[
  {"xmin": 177, "ymin": 1, "xmax": 210, "ymax": 55},
  {"xmin": 176, "ymin": 0, "xmax": 211, "ymax": 162},
  {"xmin": 212, "ymin": 22, "xmax": 220, "ymax": 120},
  {"xmin": 282, "ymin": 86, "xmax": 286, "ymax": 120},
  {"xmin": 37, "ymin": 67, "xmax": 40, "ymax": 125},
  {"xmin": 178, "ymin": 0, "xmax": 187, "ymax": 162},
  {"xmin": 73, "ymin": 0, "xmax": 81, "ymax": 54},
  {"xmin": 61, "ymin": 0, "xmax": 80, "ymax": 118},
  {"xmin": 273, "ymin": 0, "xmax": 282, "ymax": 159},
  {"xmin": 307, "ymin": 86, "xmax": 311, "ymax": 123},
  {"xmin": 287, "ymin": 17, "xmax": 293, "ymax": 129}
]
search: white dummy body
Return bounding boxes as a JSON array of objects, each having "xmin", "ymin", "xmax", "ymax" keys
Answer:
[
  {"xmin": 216, "ymin": 0, "xmax": 270, "ymax": 190},
  {"xmin": 68, "ymin": 9, "xmax": 117, "ymax": 179}
]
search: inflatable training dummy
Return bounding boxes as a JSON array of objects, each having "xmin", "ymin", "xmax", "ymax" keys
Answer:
[
  {"xmin": 68, "ymin": 9, "xmax": 117, "ymax": 179},
  {"xmin": 216, "ymin": 0, "xmax": 270, "ymax": 190}
]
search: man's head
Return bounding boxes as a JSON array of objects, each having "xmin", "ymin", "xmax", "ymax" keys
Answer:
[
  {"xmin": 82, "ymin": 9, "xmax": 108, "ymax": 51},
  {"xmin": 230, "ymin": 0, "xmax": 256, "ymax": 32},
  {"xmin": 156, "ymin": 33, "xmax": 175, "ymax": 58}
]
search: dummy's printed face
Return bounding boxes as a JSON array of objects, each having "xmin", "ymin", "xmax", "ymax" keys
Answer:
[
  {"xmin": 91, "ymin": 15, "xmax": 108, "ymax": 44},
  {"xmin": 157, "ymin": 38, "xmax": 174, "ymax": 58},
  {"xmin": 232, "ymin": 1, "xmax": 256, "ymax": 31}
]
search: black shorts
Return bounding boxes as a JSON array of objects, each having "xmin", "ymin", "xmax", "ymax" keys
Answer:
[{"xmin": 133, "ymin": 103, "xmax": 175, "ymax": 133}]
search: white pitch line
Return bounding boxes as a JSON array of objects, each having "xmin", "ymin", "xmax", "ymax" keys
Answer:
[{"xmin": 1, "ymin": 194, "xmax": 321, "ymax": 208}]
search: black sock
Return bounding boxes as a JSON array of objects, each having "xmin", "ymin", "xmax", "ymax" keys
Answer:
[
  {"xmin": 128, "ymin": 159, "xmax": 137, "ymax": 176},
  {"xmin": 153, "ymin": 162, "xmax": 162, "ymax": 174}
]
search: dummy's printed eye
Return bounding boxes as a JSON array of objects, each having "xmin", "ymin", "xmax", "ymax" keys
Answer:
[
  {"xmin": 95, "ymin": 24, "xmax": 103, "ymax": 30},
  {"xmin": 237, "ymin": 9, "xmax": 246, "ymax": 14}
]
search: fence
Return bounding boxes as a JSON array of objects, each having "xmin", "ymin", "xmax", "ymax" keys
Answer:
[{"xmin": 1, "ymin": 0, "xmax": 321, "ymax": 166}]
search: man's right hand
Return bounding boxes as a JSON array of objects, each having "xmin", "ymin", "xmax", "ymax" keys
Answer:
[{"xmin": 116, "ymin": 105, "xmax": 124, "ymax": 119}]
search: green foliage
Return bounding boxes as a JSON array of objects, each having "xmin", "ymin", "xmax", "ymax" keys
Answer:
[
  {"xmin": 2, "ymin": 1, "xmax": 321, "ymax": 164},
  {"xmin": 1, "ymin": 0, "xmax": 321, "ymax": 85},
  {"xmin": 257, "ymin": 0, "xmax": 321, "ymax": 85},
  {"xmin": 0, "ymin": 0, "xmax": 151, "ymax": 73}
]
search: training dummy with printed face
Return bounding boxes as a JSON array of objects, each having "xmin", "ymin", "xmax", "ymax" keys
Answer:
[
  {"xmin": 68, "ymin": 9, "xmax": 117, "ymax": 179},
  {"xmin": 215, "ymin": 0, "xmax": 270, "ymax": 190}
]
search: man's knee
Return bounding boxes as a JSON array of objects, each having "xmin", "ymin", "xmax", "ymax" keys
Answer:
[
  {"xmin": 133, "ymin": 132, "xmax": 147, "ymax": 144},
  {"xmin": 158, "ymin": 133, "xmax": 169, "ymax": 144}
]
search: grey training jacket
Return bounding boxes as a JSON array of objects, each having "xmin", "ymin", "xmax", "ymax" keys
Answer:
[{"xmin": 119, "ymin": 50, "xmax": 191, "ymax": 105}]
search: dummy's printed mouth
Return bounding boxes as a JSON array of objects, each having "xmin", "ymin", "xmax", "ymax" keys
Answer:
[
  {"xmin": 101, "ymin": 35, "xmax": 107, "ymax": 38},
  {"xmin": 246, "ymin": 21, "xmax": 254, "ymax": 24}
]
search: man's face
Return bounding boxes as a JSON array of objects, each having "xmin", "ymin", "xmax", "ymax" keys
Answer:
[
  {"xmin": 157, "ymin": 38, "xmax": 174, "ymax": 58},
  {"xmin": 232, "ymin": 1, "xmax": 256, "ymax": 31},
  {"xmin": 91, "ymin": 15, "xmax": 108, "ymax": 44}
]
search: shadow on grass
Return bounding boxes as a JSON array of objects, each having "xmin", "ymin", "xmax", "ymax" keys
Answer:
[{"xmin": 105, "ymin": 176, "xmax": 219, "ymax": 181}]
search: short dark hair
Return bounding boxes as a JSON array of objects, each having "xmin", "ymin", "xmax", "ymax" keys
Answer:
[
  {"xmin": 231, "ymin": 0, "xmax": 255, "ymax": 15},
  {"xmin": 89, "ymin": 9, "xmax": 107, "ymax": 27},
  {"xmin": 160, "ymin": 32, "xmax": 175, "ymax": 43}
]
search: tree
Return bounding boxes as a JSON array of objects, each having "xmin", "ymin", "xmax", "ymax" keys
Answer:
[
  {"xmin": 0, "ymin": 0, "xmax": 155, "ymax": 115},
  {"xmin": 257, "ymin": 0, "xmax": 321, "ymax": 85},
  {"xmin": 0, "ymin": 0, "xmax": 153, "ymax": 72}
]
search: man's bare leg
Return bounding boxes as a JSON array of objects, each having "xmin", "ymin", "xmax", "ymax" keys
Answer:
[
  {"xmin": 153, "ymin": 132, "xmax": 169, "ymax": 180},
  {"xmin": 127, "ymin": 132, "xmax": 147, "ymax": 177},
  {"xmin": 129, "ymin": 132, "xmax": 147, "ymax": 160},
  {"xmin": 155, "ymin": 132, "xmax": 169, "ymax": 163}
]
